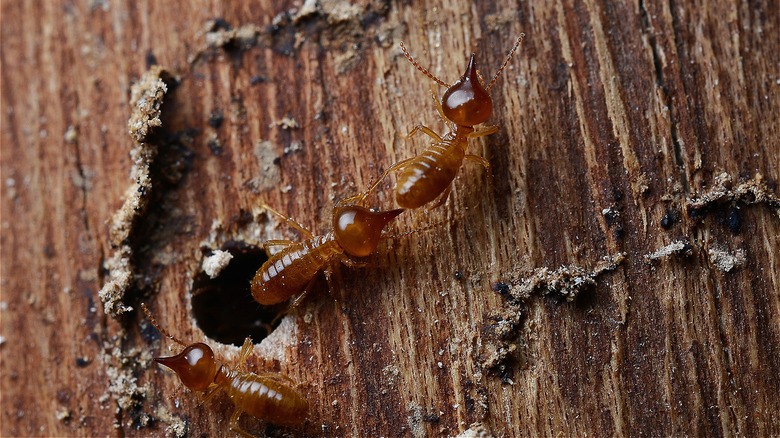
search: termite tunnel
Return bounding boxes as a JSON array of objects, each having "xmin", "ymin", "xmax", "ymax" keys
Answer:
[{"xmin": 191, "ymin": 241, "xmax": 284, "ymax": 347}]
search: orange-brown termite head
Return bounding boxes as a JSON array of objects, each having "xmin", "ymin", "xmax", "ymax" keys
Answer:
[
  {"xmin": 441, "ymin": 54, "xmax": 493, "ymax": 127},
  {"xmin": 154, "ymin": 343, "xmax": 219, "ymax": 392},
  {"xmin": 333, "ymin": 205, "xmax": 404, "ymax": 257}
]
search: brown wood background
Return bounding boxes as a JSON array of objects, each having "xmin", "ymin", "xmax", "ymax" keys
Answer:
[{"xmin": 2, "ymin": 0, "xmax": 779, "ymax": 436}]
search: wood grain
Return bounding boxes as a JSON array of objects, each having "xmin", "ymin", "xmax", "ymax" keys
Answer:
[{"xmin": 1, "ymin": 0, "xmax": 778, "ymax": 436}]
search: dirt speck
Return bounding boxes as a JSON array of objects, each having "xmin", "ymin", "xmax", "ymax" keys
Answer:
[
  {"xmin": 64, "ymin": 125, "xmax": 78, "ymax": 143},
  {"xmin": 127, "ymin": 67, "xmax": 170, "ymax": 142},
  {"xmin": 103, "ymin": 338, "xmax": 152, "ymax": 420},
  {"xmin": 203, "ymin": 21, "xmax": 259, "ymax": 50},
  {"xmin": 55, "ymin": 408, "xmax": 71, "ymax": 423}
]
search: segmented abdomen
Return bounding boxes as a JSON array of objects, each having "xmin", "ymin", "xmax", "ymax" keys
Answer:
[
  {"xmin": 396, "ymin": 136, "xmax": 465, "ymax": 209},
  {"xmin": 226, "ymin": 372, "xmax": 309, "ymax": 427},
  {"xmin": 251, "ymin": 234, "xmax": 342, "ymax": 305}
]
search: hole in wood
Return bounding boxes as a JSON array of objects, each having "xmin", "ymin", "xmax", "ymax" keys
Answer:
[{"xmin": 191, "ymin": 241, "xmax": 284, "ymax": 347}]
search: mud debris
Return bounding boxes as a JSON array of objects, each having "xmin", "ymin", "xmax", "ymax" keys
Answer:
[
  {"xmin": 688, "ymin": 172, "xmax": 780, "ymax": 219},
  {"xmin": 503, "ymin": 253, "xmax": 625, "ymax": 302},
  {"xmin": 481, "ymin": 253, "xmax": 625, "ymax": 376},
  {"xmin": 98, "ymin": 66, "xmax": 173, "ymax": 317}
]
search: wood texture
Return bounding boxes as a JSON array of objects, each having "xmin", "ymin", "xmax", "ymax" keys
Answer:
[{"xmin": 2, "ymin": 0, "xmax": 779, "ymax": 436}]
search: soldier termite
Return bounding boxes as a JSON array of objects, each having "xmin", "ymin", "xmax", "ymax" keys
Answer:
[
  {"xmin": 251, "ymin": 177, "xmax": 404, "ymax": 306},
  {"xmin": 141, "ymin": 304, "xmax": 309, "ymax": 435},
  {"xmin": 381, "ymin": 34, "xmax": 525, "ymax": 209}
]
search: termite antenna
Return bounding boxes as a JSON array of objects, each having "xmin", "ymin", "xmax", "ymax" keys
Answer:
[
  {"xmin": 141, "ymin": 303, "xmax": 188, "ymax": 347},
  {"xmin": 382, "ymin": 211, "xmax": 467, "ymax": 240},
  {"xmin": 487, "ymin": 33, "xmax": 525, "ymax": 92},
  {"xmin": 400, "ymin": 41, "xmax": 451, "ymax": 88}
]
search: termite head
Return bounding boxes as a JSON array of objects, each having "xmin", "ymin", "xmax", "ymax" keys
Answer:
[
  {"xmin": 441, "ymin": 54, "xmax": 493, "ymax": 127},
  {"xmin": 334, "ymin": 205, "xmax": 404, "ymax": 257},
  {"xmin": 155, "ymin": 343, "xmax": 218, "ymax": 391}
]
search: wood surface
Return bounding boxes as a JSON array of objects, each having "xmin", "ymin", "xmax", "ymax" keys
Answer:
[{"xmin": 2, "ymin": 0, "xmax": 779, "ymax": 436}]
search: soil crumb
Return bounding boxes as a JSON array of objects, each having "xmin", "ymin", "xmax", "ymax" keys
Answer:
[
  {"xmin": 708, "ymin": 244, "xmax": 746, "ymax": 273},
  {"xmin": 455, "ymin": 422, "xmax": 493, "ymax": 438},
  {"xmin": 99, "ymin": 66, "xmax": 173, "ymax": 316},
  {"xmin": 687, "ymin": 172, "xmax": 780, "ymax": 219}
]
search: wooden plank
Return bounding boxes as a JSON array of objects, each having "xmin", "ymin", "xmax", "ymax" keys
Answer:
[{"xmin": 1, "ymin": 0, "xmax": 778, "ymax": 436}]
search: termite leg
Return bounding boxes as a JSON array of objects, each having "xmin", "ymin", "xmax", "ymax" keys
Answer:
[
  {"xmin": 261, "ymin": 204, "xmax": 314, "ymax": 239},
  {"xmin": 322, "ymin": 267, "xmax": 344, "ymax": 307},
  {"xmin": 255, "ymin": 371, "xmax": 298, "ymax": 386},
  {"xmin": 262, "ymin": 240, "xmax": 295, "ymax": 256},
  {"xmin": 229, "ymin": 408, "xmax": 254, "ymax": 438},
  {"xmin": 199, "ymin": 386, "xmax": 222, "ymax": 406},
  {"xmin": 465, "ymin": 154, "xmax": 493, "ymax": 179},
  {"xmin": 407, "ymin": 124, "xmax": 443, "ymax": 142},
  {"xmin": 379, "ymin": 157, "xmax": 414, "ymax": 178},
  {"xmin": 467, "ymin": 125, "xmax": 500, "ymax": 138},
  {"xmin": 427, "ymin": 184, "xmax": 453, "ymax": 210},
  {"xmin": 232, "ymin": 337, "xmax": 254, "ymax": 371},
  {"xmin": 339, "ymin": 255, "xmax": 367, "ymax": 269},
  {"xmin": 289, "ymin": 277, "xmax": 319, "ymax": 309},
  {"xmin": 344, "ymin": 157, "xmax": 414, "ymax": 207},
  {"xmin": 263, "ymin": 239, "xmax": 294, "ymax": 248},
  {"xmin": 429, "ymin": 82, "xmax": 447, "ymax": 121}
]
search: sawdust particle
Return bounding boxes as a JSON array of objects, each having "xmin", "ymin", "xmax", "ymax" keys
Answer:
[
  {"xmin": 407, "ymin": 401, "xmax": 425, "ymax": 438},
  {"xmin": 99, "ymin": 66, "xmax": 172, "ymax": 316},
  {"xmin": 644, "ymin": 240, "xmax": 692, "ymax": 262},
  {"xmin": 269, "ymin": 116, "xmax": 300, "ymax": 130},
  {"xmin": 202, "ymin": 249, "xmax": 233, "ymax": 278},
  {"xmin": 505, "ymin": 253, "xmax": 625, "ymax": 302},
  {"xmin": 688, "ymin": 172, "xmax": 780, "ymax": 219},
  {"xmin": 155, "ymin": 405, "xmax": 187, "ymax": 438},
  {"xmin": 708, "ymin": 245, "xmax": 746, "ymax": 272},
  {"xmin": 456, "ymin": 422, "xmax": 493, "ymax": 438},
  {"xmin": 247, "ymin": 140, "xmax": 280, "ymax": 192}
]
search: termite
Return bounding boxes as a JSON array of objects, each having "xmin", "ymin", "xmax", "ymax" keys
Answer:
[
  {"xmin": 381, "ymin": 34, "xmax": 525, "ymax": 209},
  {"xmin": 251, "ymin": 178, "xmax": 404, "ymax": 306},
  {"xmin": 141, "ymin": 303, "xmax": 309, "ymax": 435}
]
